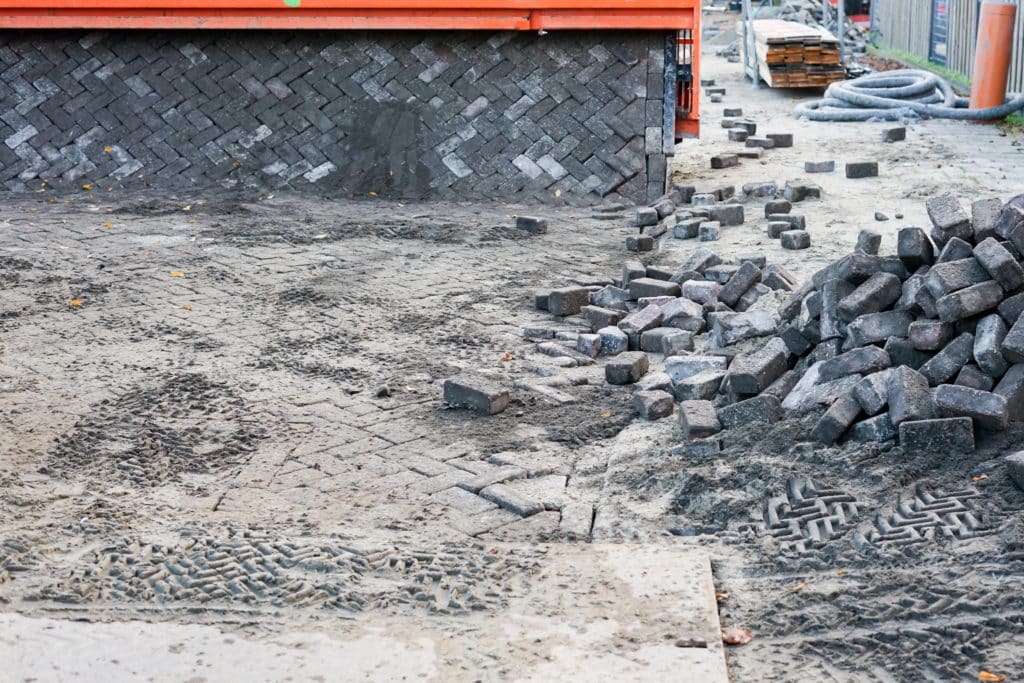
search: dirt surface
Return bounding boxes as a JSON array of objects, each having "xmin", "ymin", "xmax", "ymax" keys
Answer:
[{"xmin": 3, "ymin": 12, "xmax": 1024, "ymax": 682}]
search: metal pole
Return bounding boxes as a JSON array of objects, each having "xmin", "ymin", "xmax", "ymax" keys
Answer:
[{"xmin": 837, "ymin": 0, "xmax": 846, "ymax": 65}]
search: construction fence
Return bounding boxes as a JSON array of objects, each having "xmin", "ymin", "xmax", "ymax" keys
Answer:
[{"xmin": 872, "ymin": 0, "xmax": 1024, "ymax": 95}]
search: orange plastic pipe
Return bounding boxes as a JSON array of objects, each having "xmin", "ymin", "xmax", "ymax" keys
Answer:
[{"xmin": 970, "ymin": 1, "xmax": 1017, "ymax": 114}]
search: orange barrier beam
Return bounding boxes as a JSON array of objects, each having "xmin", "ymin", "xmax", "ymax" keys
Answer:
[{"xmin": 0, "ymin": 1, "xmax": 698, "ymax": 30}]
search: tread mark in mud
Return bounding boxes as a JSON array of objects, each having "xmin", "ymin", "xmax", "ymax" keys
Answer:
[
  {"xmin": 864, "ymin": 484, "xmax": 997, "ymax": 547},
  {"xmin": 740, "ymin": 478, "xmax": 868, "ymax": 552},
  {"xmin": 35, "ymin": 531, "xmax": 540, "ymax": 614}
]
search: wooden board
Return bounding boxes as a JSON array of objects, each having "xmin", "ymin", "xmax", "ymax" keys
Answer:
[{"xmin": 740, "ymin": 18, "xmax": 846, "ymax": 89}]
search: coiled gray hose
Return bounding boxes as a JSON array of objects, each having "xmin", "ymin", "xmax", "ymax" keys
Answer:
[{"xmin": 795, "ymin": 69, "xmax": 1024, "ymax": 121}]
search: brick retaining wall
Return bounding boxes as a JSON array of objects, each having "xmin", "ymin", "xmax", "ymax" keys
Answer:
[{"xmin": 0, "ymin": 30, "xmax": 675, "ymax": 204}]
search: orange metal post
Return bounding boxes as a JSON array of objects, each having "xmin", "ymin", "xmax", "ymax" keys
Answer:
[{"xmin": 970, "ymin": 1, "xmax": 1017, "ymax": 116}]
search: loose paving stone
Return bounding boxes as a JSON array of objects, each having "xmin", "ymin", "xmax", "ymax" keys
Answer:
[
  {"xmin": 717, "ymin": 395, "xmax": 783, "ymax": 429},
  {"xmin": 742, "ymin": 182, "xmax": 778, "ymax": 199},
  {"xmin": 846, "ymin": 162, "xmax": 878, "ymax": 178},
  {"xmin": 955, "ymin": 364, "xmax": 995, "ymax": 391},
  {"xmin": 682, "ymin": 280, "xmax": 720, "ymax": 305},
  {"xmin": 707, "ymin": 204, "xmax": 745, "ymax": 226},
  {"xmin": 669, "ymin": 439, "xmax": 723, "ymax": 458},
  {"xmin": 853, "ymin": 369, "xmax": 894, "ymax": 415},
  {"xmin": 626, "ymin": 235, "xmax": 654, "ymax": 252},
  {"xmin": 764, "ymin": 200, "xmax": 792, "ymax": 217},
  {"xmin": 762, "ymin": 369, "xmax": 800, "ymax": 402},
  {"xmin": 457, "ymin": 466, "xmax": 527, "ymax": 494},
  {"xmin": 654, "ymin": 199, "xmax": 676, "ymax": 219},
  {"xmin": 618, "ymin": 305, "xmax": 664, "ymax": 335},
  {"xmin": 881, "ymin": 127, "xmax": 906, "ymax": 143},
  {"xmin": 767, "ymin": 221, "xmax": 790, "ymax": 238},
  {"xmin": 558, "ymin": 502, "xmax": 595, "ymax": 540},
  {"xmin": 919, "ymin": 333, "xmax": 975, "ymax": 386},
  {"xmin": 691, "ymin": 193, "xmax": 717, "ymax": 206},
  {"xmin": 728, "ymin": 344, "xmax": 788, "ymax": 394},
  {"xmin": 535, "ymin": 290, "xmax": 551, "ymax": 311},
  {"xmin": 973, "ymin": 197, "xmax": 1004, "ymax": 242},
  {"xmin": 673, "ymin": 369, "xmax": 727, "ymax": 401},
  {"xmin": 516, "ymin": 215, "xmax": 548, "ymax": 234},
  {"xmin": 779, "ymin": 324, "xmax": 813, "ymax": 356},
  {"xmin": 1000, "ymin": 291, "xmax": 1024, "ymax": 325},
  {"xmin": 925, "ymin": 258, "xmax": 991, "ymax": 299},
  {"xmin": 629, "ymin": 277, "xmax": 681, "ymax": 300},
  {"xmin": 769, "ymin": 214, "xmax": 806, "ymax": 229},
  {"xmin": 857, "ymin": 229, "xmax": 882, "ymax": 255},
  {"xmin": 737, "ymin": 148, "xmax": 763, "ymax": 159},
  {"xmin": 973, "ymin": 237, "xmax": 1024, "ymax": 291},
  {"xmin": 817, "ymin": 346, "xmax": 891, "ymax": 382},
  {"xmin": 843, "ymin": 310, "xmax": 912, "ymax": 348},
  {"xmin": 719, "ymin": 261, "xmax": 762, "ymax": 308},
  {"xmin": 935, "ymin": 237, "xmax": 973, "ymax": 264},
  {"xmin": 728, "ymin": 129, "xmax": 749, "ymax": 142},
  {"xmin": 884, "ymin": 336, "xmax": 932, "ymax": 370},
  {"xmin": 909, "ymin": 320, "xmax": 955, "ymax": 351},
  {"xmin": 1007, "ymin": 452, "xmax": 1024, "ymax": 491},
  {"xmin": 805, "ymin": 160, "xmax": 835, "ymax": 173},
  {"xmin": 837, "ymin": 272, "xmax": 902, "ymax": 321},
  {"xmin": 995, "ymin": 364, "xmax": 1024, "ymax": 421},
  {"xmin": 677, "ymin": 247, "xmax": 722, "ymax": 273},
  {"xmin": 711, "ymin": 154, "xmax": 739, "ymax": 169},
  {"xmin": 598, "ymin": 326, "xmax": 629, "ymax": 356},
  {"xmin": 640, "ymin": 327, "xmax": 681, "ymax": 352},
  {"xmin": 633, "ymin": 390, "xmax": 675, "ymax": 421},
  {"xmin": 591, "ymin": 285, "xmax": 630, "ymax": 310},
  {"xmin": 887, "ymin": 366, "xmax": 936, "ymax": 426},
  {"xmin": 547, "ymin": 287, "xmax": 592, "ymax": 316},
  {"xmin": 996, "ymin": 194, "xmax": 1024, "ymax": 238},
  {"xmin": 1002, "ymin": 316, "xmax": 1024, "ymax": 363},
  {"xmin": 674, "ymin": 217, "xmax": 704, "ymax": 239},
  {"xmin": 672, "ymin": 184, "xmax": 697, "ymax": 204},
  {"xmin": 897, "ymin": 227, "xmax": 936, "ymax": 269},
  {"xmin": 974, "ymin": 314, "xmax": 1009, "ymax": 377},
  {"xmin": 766, "ymin": 133, "xmax": 793, "ymax": 148},
  {"xmin": 443, "ymin": 375, "xmax": 510, "ymax": 415},
  {"xmin": 605, "ymin": 351, "xmax": 649, "ymax": 385},
  {"xmin": 723, "ymin": 107, "xmax": 742, "ymax": 116},
  {"xmin": 811, "ymin": 395, "xmax": 862, "ymax": 444},
  {"xmin": 662, "ymin": 330, "xmax": 696, "ymax": 356},
  {"xmin": 679, "ymin": 400, "xmax": 722, "ymax": 438},
  {"xmin": 899, "ymin": 417, "xmax": 974, "ymax": 455},
  {"xmin": 636, "ymin": 207, "xmax": 659, "ymax": 227},
  {"xmin": 576, "ymin": 333, "xmax": 602, "ymax": 358},
  {"xmin": 736, "ymin": 283, "xmax": 771, "ymax": 311},
  {"xmin": 661, "ymin": 297, "xmax": 705, "ymax": 323},
  {"xmin": 665, "ymin": 355, "xmax": 729, "ymax": 384},
  {"xmin": 699, "ymin": 222, "xmax": 721, "ymax": 241},
  {"xmin": 783, "ymin": 181, "xmax": 821, "ymax": 203},
  {"xmin": 933, "ymin": 384, "xmax": 1009, "ymax": 430},
  {"xmin": 850, "ymin": 414, "xmax": 897, "ymax": 442},
  {"xmin": 708, "ymin": 310, "xmax": 776, "ymax": 347},
  {"xmin": 582, "ymin": 305, "xmax": 625, "ymax": 331},
  {"xmin": 935, "ymin": 281, "xmax": 1003, "ymax": 322},
  {"xmin": 638, "ymin": 371, "xmax": 673, "ymax": 393},
  {"xmin": 780, "ymin": 230, "xmax": 811, "ymax": 250},
  {"xmin": 763, "ymin": 263, "xmax": 798, "ymax": 291},
  {"xmin": 622, "ymin": 262, "xmax": 647, "ymax": 288},
  {"xmin": 733, "ymin": 120, "xmax": 757, "ymax": 134},
  {"xmin": 926, "ymin": 193, "xmax": 972, "ymax": 246},
  {"xmin": 746, "ymin": 137, "xmax": 775, "ymax": 149}
]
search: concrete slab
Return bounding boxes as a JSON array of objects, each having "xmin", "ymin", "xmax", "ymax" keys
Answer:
[{"xmin": 2, "ymin": 544, "xmax": 726, "ymax": 683}]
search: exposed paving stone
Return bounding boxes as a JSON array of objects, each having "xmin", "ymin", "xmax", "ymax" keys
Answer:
[
  {"xmin": 926, "ymin": 193, "xmax": 972, "ymax": 246},
  {"xmin": 898, "ymin": 417, "xmax": 975, "ymax": 455},
  {"xmin": 850, "ymin": 413, "xmax": 897, "ymax": 442},
  {"xmin": 717, "ymin": 395, "xmax": 783, "ymax": 429},
  {"xmin": 605, "ymin": 351, "xmax": 649, "ymax": 385},
  {"xmin": 516, "ymin": 216, "xmax": 548, "ymax": 234},
  {"xmin": 805, "ymin": 160, "xmax": 836, "ymax": 173},
  {"xmin": 974, "ymin": 314, "xmax": 1010, "ymax": 377},
  {"xmin": 846, "ymin": 162, "xmax": 878, "ymax": 178},
  {"xmin": 679, "ymin": 400, "xmax": 722, "ymax": 438},
  {"xmin": 887, "ymin": 366, "xmax": 936, "ymax": 426},
  {"xmin": 881, "ymin": 127, "xmax": 906, "ymax": 143},
  {"xmin": 908, "ymin": 320, "xmax": 955, "ymax": 351},
  {"xmin": 857, "ymin": 229, "xmax": 882, "ymax": 255},
  {"xmin": 955, "ymin": 364, "xmax": 995, "ymax": 391},
  {"xmin": 811, "ymin": 395, "xmax": 862, "ymax": 444},
  {"xmin": 598, "ymin": 326, "xmax": 629, "ymax": 356},
  {"xmin": 935, "ymin": 281, "xmax": 1003, "ymax": 322},
  {"xmin": 933, "ymin": 384, "xmax": 1009, "ymax": 431},
  {"xmin": 853, "ymin": 369, "xmax": 894, "ymax": 415},
  {"xmin": 995, "ymin": 364, "xmax": 1024, "ymax": 421},
  {"xmin": 973, "ymin": 237, "xmax": 1024, "ymax": 291},
  {"xmin": 444, "ymin": 375, "xmax": 510, "ymax": 415},
  {"xmin": 547, "ymin": 287, "xmax": 592, "ymax": 316},
  {"xmin": 780, "ymin": 230, "xmax": 811, "ymax": 250},
  {"xmin": 817, "ymin": 346, "xmax": 891, "ymax": 382},
  {"xmin": 919, "ymin": 333, "xmax": 975, "ymax": 386},
  {"xmin": 633, "ymin": 390, "xmax": 675, "ymax": 420}
]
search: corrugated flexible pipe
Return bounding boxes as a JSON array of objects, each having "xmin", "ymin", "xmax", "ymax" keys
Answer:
[{"xmin": 794, "ymin": 69, "xmax": 1024, "ymax": 121}]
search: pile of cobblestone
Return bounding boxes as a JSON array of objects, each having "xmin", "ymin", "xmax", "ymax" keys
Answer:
[
  {"xmin": 771, "ymin": 0, "xmax": 869, "ymax": 55},
  {"xmin": 760, "ymin": 192, "xmax": 1024, "ymax": 453}
]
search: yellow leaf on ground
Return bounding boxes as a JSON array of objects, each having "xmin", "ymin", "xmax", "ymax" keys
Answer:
[
  {"xmin": 102, "ymin": 222, "xmax": 112, "ymax": 229},
  {"xmin": 836, "ymin": 568, "xmax": 847, "ymax": 575},
  {"xmin": 979, "ymin": 672, "xmax": 1005, "ymax": 682},
  {"xmin": 501, "ymin": 352, "xmax": 513, "ymax": 362},
  {"xmin": 103, "ymin": 145, "xmax": 113, "ymax": 153},
  {"xmin": 182, "ymin": 205, "xmax": 191, "ymax": 211},
  {"xmin": 715, "ymin": 592, "xmax": 729, "ymax": 602},
  {"xmin": 179, "ymin": 304, "xmax": 192, "ymax": 311},
  {"xmin": 68, "ymin": 299, "xmax": 83, "ymax": 309},
  {"xmin": 81, "ymin": 183, "xmax": 93, "ymax": 191},
  {"xmin": 972, "ymin": 474, "xmax": 988, "ymax": 482},
  {"xmin": 170, "ymin": 271, "xmax": 184, "ymax": 278},
  {"xmin": 787, "ymin": 583, "xmax": 808, "ymax": 593},
  {"xmin": 368, "ymin": 191, "xmax": 378, "ymax": 197},
  {"xmin": 600, "ymin": 411, "xmax": 613, "ymax": 418}
]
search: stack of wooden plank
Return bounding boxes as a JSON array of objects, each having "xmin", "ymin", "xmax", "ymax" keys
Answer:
[{"xmin": 742, "ymin": 19, "xmax": 846, "ymax": 88}]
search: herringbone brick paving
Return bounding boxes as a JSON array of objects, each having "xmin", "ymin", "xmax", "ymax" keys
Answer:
[{"xmin": 0, "ymin": 30, "xmax": 673, "ymax": 204}]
